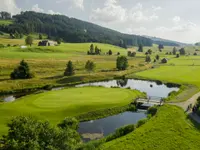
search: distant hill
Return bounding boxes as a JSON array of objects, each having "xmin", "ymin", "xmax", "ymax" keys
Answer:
[
  {"xmin": 144, "ymin": 36, "xmax": 190, "ymax": 47},
  {"xmin": 0, "ymin": 11, "xmax": 152, "ymax": 47}
]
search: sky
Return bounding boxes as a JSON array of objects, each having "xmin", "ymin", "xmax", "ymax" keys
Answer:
[{"xmin": 1, "ymin": 0, "xmax": 200, "ymax": 43}]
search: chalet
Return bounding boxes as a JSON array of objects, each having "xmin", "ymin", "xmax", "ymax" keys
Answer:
[{"xmin": 38, "ymin": 40, "xmax": 56, "ymax": 46}]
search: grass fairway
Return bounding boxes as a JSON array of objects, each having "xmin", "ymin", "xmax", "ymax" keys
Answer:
[
  {"xmin": 101, "ymin": 105, "xmax": 200, "ymax": 150},
  {"xmin": 136, "ymin": 66, "xmax": 200, "ymax": 87},
  {"xmin": 0, "ymin": 87, "xmax": 142, "ymax": 136}
]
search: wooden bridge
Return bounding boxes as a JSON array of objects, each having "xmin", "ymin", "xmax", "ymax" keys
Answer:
[{"xmin": 134, "ymin": 96, "xmax": 164, "ymax": 109}]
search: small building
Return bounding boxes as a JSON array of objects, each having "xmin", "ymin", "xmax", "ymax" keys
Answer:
[
  {"xmin": 161, "ymin": 58, "xmax": 168, "ymax": 64},
  {"xmin": 38, "ymin": 40, "xmax": 56, "ymax": 46}
]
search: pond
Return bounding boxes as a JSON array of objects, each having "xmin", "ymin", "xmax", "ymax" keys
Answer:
[
  {"xmin": 77, "ymin": 79, "xmax": 180, "ymax": 98},
  {"xmin": 78, "ymin": 111, "xmax": 146, "ymax": 142}
]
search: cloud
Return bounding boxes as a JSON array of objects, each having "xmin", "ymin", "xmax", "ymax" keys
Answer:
[
  {"xmin": 56, "ymin": 0, "xmax": 84, "ymax": 10},
  {"xmin": 172, "ymin": 16, "xmax": 181, "ymax": 23},
  {"xmin": 152, "ymin": 6, "xmax": 162, "ymax": 11},
  {"xmin": 90, "ymin": 1, "xmax": 158, "ymax": 23},
  {"xmin": 47, "ymin": 10, "xmax": 61, "ymax": 15},
  {"xmin": 0, "ymin": 0, "xmax": 21, "ymax": 15},
  {"xmin": 32, "ymin": 4, "xmax": 44, "ymax": 13},
  {"xmin": 90, "ymin": 0, "xmax": 126, "ymax": 22}
]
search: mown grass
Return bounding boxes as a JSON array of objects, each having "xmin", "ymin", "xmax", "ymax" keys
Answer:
[
  {"xmin": 100, "ymin": 105, "xmax": 200, "ymax": 150},
  {"xmin": 0, "ymin": 87, "xmax": 143, "ymax": 136},
  {"xmin": 0, "ymin": 20, "xmax": 13, "ymax": 25}
]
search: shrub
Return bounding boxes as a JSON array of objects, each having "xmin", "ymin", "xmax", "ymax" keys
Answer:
[
  {"xmin": 145, "ymin": 55, "xmax": 151, "ymax": 62},
  {"xmin": 194, "ymin": 52, "xmax": 197, "ymax": 56},
  {"xmin": 58, "ymin": 117, "xmax": 79, "ymax": 130},
  {"xmin": 127, "ymin": 104, "xmax": 137, "ymax": 112},
  {"xmin": 136, "ymin": 118, "xmax": 148, "ymax": 128},
  {"xmin": 106, "ymin": 124, "xmax": 135, "ymax": 142},
  {"xmin": 176, "ymin": 54, "xmax": 180, "ymax": 58},
  {"xmin": 147, "ymin": 106, "xmax": 158, "ymax": 116},
  {"xmin": 0, "ymin": 44, "xmax": 4, "ymax": 48}
]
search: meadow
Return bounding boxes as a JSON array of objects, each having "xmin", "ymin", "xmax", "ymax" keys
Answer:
[
  {"xmin": 100, "ymin": 105, "xmax": 200, "ymax": 150},
  {"xmin": 0, "ymin": 41, "xmax": 151, "ymax": 93},
  {"xmin": 0, "ymin": 20, "xmax": 13, "ymax": 25},
  {"xmin": 0, "ymin": 87, "xmax": 143, "ymax": 136}
]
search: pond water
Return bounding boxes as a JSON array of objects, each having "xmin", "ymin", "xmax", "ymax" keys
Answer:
[
  {"xmin": 78, "ymin": 111, "xmax": 146, "ymax": 142},
  {"xmin": 77, "ymin": 79, "xmax": 180, "ymax": 98}
]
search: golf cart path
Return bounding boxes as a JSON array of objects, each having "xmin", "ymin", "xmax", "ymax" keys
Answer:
[{"xmin": 168, "ymin": 91, "xmax": 200, "ymax": 123}]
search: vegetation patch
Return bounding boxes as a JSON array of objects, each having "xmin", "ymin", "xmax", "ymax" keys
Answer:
[
  {"xmin": 100, "ymin": 105, "xmax": 200, "ymax": 150},
  {"xmin": 0, "ymin": 87, "xmax": 143, "ymax": 136}
]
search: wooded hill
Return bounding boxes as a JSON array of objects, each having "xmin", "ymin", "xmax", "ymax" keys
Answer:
[{"xmin": 0, "ymin": 11, "xmax": 152, "ymax": 47}]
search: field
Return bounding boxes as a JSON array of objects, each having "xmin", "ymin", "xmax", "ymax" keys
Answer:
[
  {"xmin": 100, "ymin": 105, "xmax": 200, "ymax": 150},
  {"xmin": 0, "ymin": 20, "xmax": 13, "ymax": 25},
  {"xmin": 0, "ymin": 87, "xmax": 142, "ymax": 136},
  {"xmin": 0, "ymin": 41, "xmax": 151, "ymax": 93}
]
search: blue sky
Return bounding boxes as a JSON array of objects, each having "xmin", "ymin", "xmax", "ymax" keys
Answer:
[{"xmin": 1, "ymin": 0, "xmax": 200, "ymax": 43}]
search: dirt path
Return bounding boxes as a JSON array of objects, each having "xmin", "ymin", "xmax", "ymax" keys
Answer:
[{"xmin": 168, "ymin": 91, "xmax": 200, "ymax": 123}]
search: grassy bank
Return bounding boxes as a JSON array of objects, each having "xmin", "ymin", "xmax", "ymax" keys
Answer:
[
  {"xmin": 0, "ymin": 87, "xmax": 143, "ymax": 136},
  {"xmin": 100, "ymin": 105, "xmax": 200, "ymax": 150}
]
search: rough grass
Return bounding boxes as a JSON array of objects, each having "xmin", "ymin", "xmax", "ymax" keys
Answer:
[
  {"xmin": 0, "ymin": 87, "xmax": 143, "ymax": 136},
  {"xmin": 100, "ymin": 105, "xmax": 200, "ymax": 150},
  {"xmin": 0, "ymin": 40, "xmax": 151, "ymax": 93}
]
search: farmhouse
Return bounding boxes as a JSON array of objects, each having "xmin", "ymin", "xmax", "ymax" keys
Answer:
[{"xmin": 38, "ymin": 40, "xmax": 56, "ymax": 46}]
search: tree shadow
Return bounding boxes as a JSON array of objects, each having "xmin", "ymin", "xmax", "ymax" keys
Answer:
[
  {"xmin": 186, "ymin": 113, "xmax": 200, "ymax": 131},
  {"xmin": 42, "ymin": 75, "xmax": 63, "ymax": 80},
  {"xmin": 56, "ymin": 76, "xmax": 85, "ymax": 84}
]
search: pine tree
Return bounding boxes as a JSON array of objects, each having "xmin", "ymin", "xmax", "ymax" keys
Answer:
[
  {"xmin": 138, "ymin": 44, "xmax": 143, "ymax": 52},
  {"xmin": 64, "ymin": 61, "xmax": 75, "ymax": 76}
]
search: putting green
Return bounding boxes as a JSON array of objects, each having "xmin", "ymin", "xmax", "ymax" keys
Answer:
[{"xmin": 0, "ymin": 87, "xmax": 142, "ymax": 135}]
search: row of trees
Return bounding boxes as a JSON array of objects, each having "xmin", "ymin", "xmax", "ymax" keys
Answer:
[
  {"xmin": 11, "ymin": 56, "xmax": 130, "ymax": 80},
  {"xmin": 0, "ymin": 11, "xmax": 11, "ymax": 20}
]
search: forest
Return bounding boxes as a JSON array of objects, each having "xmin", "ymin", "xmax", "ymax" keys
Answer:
[{"xmin": 0, "ymin": 11, "xmax": 153, "ymax": 47}]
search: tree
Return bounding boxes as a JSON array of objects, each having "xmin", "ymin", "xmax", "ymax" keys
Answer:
[
  {"xmin": 64, "ymin": 61, "xmax": 75, "ymax": 76},
  {"xmin": 161, "ymin": 58, "xmax": 168, "ymax": 64},
  {"xmin": 179, "ymin": 48, "xmax": 186, "ymax": 55},
  {"xmin": 90, "ymin": 44, "xmax": 94, "ymax": 54},
  {"xmin": 116, "ymin": 56, "xmax": 128, "ymax": 71},
  {"xmin": 108, "ymin": 50, "xmax": 112, "ymax": 55},
  {"xmin": 10, "ymin": 60, "xmax": 33, "ymax": 79},
  {"xmin": 158, "ymin": 44, "xmax": 164, "ymax": 51},
  {"xmin": 95, "ymin": 46, "xmax": 101, "ymax": 55},
  {"xmin": 56, "ymin": 38, "xmax": 62, "ymax": 44},
  {"xmin": 145, "ymin": 55, "xmax": 151, "ymax": 62},
  {"xmin": 85, "ymin": 60, "xmax": 95, "ymax": 73},
  {"xmin": 39, "ymin": 34, "xmax": 42, "ymax": 40},
  {"xmin": 128, "ymin": 51, "xmax": 136, "ymax": 57},
  {"xmin": 172, "ymin": 47, "xmax": 177, "ymax": 55},
  {"xmin": 1, "ymin": 116, "xmax": 80, "ymax": 150},
  {"xmin": 25, "ymin": 36, "xmax": 33, "ymax": 46},
  {"xmin": 156, "ymin": 55, "xmax": 160, "ymax": 60},
  {"xmin": 138, "ymin": 44, "xmax": 143, "ymax": 52},
  {"xmin": 176, "ymin": 54, "xmax": 180, "ymax": 58},
  {"xmin": 147, "ymin": 49, "xmax": 152, "ymax": 55}
]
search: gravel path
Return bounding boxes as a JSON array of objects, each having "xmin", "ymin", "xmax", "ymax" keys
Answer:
[{"xmin": 168, "ymin": 91, "xmax": 200, "ymax": 123}]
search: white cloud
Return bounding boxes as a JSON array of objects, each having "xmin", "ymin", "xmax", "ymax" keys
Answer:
[
  {"xmin": 90, "ymin": 0, "xmax": 126, "ymax": 22},
  {"xmin": 0, "ymin": 0, "xmax": 21, "ymax": 15},
  {"xmin": 152, "ymin": 6, "xmax": 162, "ymax": 11},
  {"xmin": 56, "ymin": 0, "xmax": 84, "ymax": 10},
  {"xmin": 172, "ymin": 16, "xmax": 181, "ymax": 23},
  {"xmin": 47, "ymin": 10, "xmax": 61, "ymax": 15},
  {"xmin": 32, "ymin": 4, "xmax": 44, "ymax": 13},
  {"xmin": 90, "ymin": 1, "xmax": 158, "ymax": 23}
]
